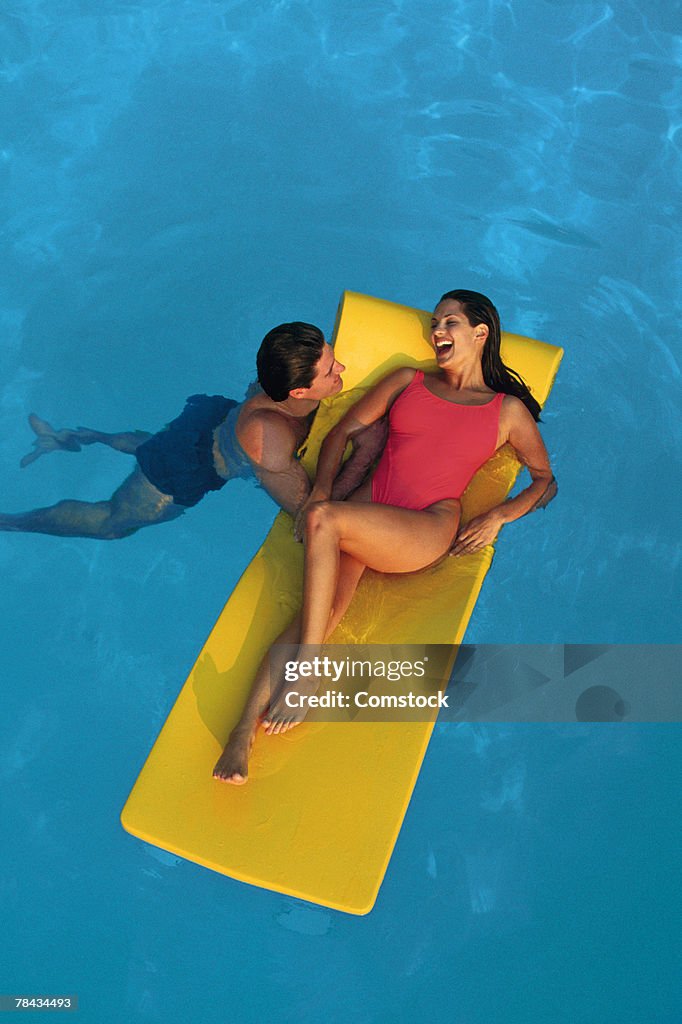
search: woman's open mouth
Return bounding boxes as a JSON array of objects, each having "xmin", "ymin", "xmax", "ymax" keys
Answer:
[{"xmin": 435, "ymin": 339, "xmax": 453, "ymax": 358}]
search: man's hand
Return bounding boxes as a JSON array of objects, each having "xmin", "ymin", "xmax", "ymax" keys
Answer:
[
  {"xmin": 330, "ymin": 416, "xmax": 388, "ymax": 501},
  {"xmin": 450, "ymin": 510, "xmax": 505, "ymax": 556}
]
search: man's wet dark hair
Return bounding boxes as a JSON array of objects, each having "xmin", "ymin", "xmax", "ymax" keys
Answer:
[
  {"xmin": 439, "ymin": 289, "xmax": 542, "ymax": 421},
  {"xmin": 257, "ymin": 322, "xmax": 325, "ymax": 402}
]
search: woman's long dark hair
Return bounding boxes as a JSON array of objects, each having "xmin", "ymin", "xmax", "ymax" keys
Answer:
[{"xmin": 438, "ymin": 290, "xmax": 542, "ymax": 421}]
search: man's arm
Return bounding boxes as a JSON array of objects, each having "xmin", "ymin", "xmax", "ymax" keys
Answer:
[
  {"xmin": 252, "ymin": 415, "xmax": 389, "ymax": 510},
  {"xmin": 310, "ymin": 368, "xmax": 416, "ymax": 501},
  {"xmin": 330, "ymin": 417, "xmax": 389, "ymax": 501},
  {"xmin": 237, "ymin": 409, "xmax": 311, "ymax": 518},
  {"xmin": 252, "ymin": 460, "xmax": 312, "ymax": 518}
]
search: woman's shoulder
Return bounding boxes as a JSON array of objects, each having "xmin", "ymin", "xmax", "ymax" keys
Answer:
[
  {"xmin": 352, "ymin": 367, "xmax": 418, "ymax": 420},
  {"xmin": 379, "ymin": 366, "xmax": 420, "ymax": 387},
  {"xmin": 499, "ymin": 393, "xmax": 537, "ymax": 427},
  {"xmin": 376, "ymin": 366, "xmax": 420, "ymax": 398},
  {"xmin": 366, "ymin": 366, "xmax": 418, "ymax": 395},
  {"xmin": 500, "ymin": 392, "xmax": 529, "ymax": 409}
]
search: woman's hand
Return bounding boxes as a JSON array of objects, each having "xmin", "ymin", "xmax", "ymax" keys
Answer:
[
  {"xmin": 294, "ymin": 488, "xmax": 329, "ymax": 542},
  {"xmin": 450, "ymin": 509, "xmax": 505, "ymax": 556}
]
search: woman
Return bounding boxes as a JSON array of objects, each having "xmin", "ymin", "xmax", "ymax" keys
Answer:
[{"xmin": 214, "ymin": 290, "xmax": 556, "ymax": 783}]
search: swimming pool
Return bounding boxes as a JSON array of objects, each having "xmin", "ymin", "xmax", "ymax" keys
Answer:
[{"xmin": 2, "ymin": 2, "xmax": 680, "ymax": 1021}]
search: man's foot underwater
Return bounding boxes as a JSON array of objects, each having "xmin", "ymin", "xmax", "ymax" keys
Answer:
[{"xmin": 20, "ymin": 413, "xmax": 98, "ymax": 467}]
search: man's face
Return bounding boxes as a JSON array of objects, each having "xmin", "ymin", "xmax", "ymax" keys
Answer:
[{"xmin": 293, "ymin": 343, "xmax": 345, "ymax": 401}]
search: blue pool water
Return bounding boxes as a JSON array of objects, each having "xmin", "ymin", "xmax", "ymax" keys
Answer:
[{"xmin": 2, "ymin": 2, "xmax": 680, "ymax": 1021}]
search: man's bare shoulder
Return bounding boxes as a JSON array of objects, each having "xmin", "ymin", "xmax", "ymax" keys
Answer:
[
  {"xmin": 237, "ymin": 393, "xmax": 300, "ymax": 441},
  {"xmin": 236, "ymin": 399, "xmax": 300, "ymax": 472}
]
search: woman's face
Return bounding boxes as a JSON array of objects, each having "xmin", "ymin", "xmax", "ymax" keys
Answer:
[{"xmin": 430, "ymin": 300, "xmax": 487, "ymax": 366}]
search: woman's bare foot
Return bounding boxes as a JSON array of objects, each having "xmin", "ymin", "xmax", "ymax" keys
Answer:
[{"xmin": 213, "ymin": 727, "xmax": 255, "ymax": 784}]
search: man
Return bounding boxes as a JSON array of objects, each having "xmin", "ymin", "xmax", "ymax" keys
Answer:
[{"xmin": 0, "ymin": 322, "xmax": 385, "ymax": 538}]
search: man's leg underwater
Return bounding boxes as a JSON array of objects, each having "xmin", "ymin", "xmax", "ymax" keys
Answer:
[{"xmin": 0, "ymin": 466, "xmax": 185, "ymax": 538}]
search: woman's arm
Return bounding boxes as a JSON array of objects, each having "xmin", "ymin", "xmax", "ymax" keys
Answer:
[
  {"xmin": 310, "ymin": 368, "xmax": 416, "ymax": 501},
  {"xmin": 452, "ymin": 397, "xmax": 556, "ymax": 556},
  {"xmin": 292, "ymin": 368, "xmax": 415, "ymax": 539}
]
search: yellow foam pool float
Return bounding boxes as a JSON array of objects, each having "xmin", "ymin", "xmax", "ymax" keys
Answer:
[{"xmin": 120, "ymin": 290, "xmax": 563, "ymax": 914}]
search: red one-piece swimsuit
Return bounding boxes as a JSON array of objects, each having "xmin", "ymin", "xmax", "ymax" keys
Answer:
[{"xmin": 371, "ymin": 370, "xmax": 504, "ymax": 511}]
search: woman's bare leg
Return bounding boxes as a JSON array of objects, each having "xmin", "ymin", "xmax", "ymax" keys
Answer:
[
  {"xmin": 213, "ymin": 552, "xmax": 366, "ymax": 782},
  {"xmin": 212, "ymin": 615, "xmax": 302, "ymax": 784},
  {"xmin": 263, "ymin": 498, "xmax": 460, "ymax": 729},
  {"xmin": 304, "ymin": 498, "xmax": 459, "ymax": 634}
]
